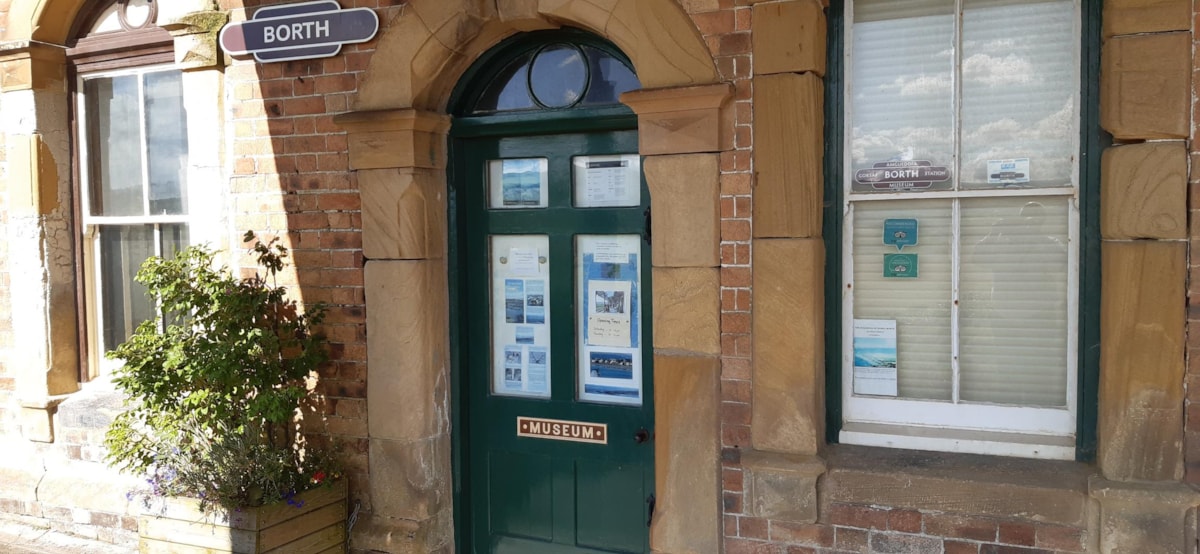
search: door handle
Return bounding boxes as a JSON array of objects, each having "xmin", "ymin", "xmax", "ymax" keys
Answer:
[
  {"xmin": 634, "ymin": 428, "xmax": 651, "ymax": 444},
  {"xmin": 646, "ymin": 493, "xmax": 656, "ymax": 527}
]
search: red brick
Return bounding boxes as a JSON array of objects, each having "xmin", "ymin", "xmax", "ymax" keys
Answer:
[
  {"xmin": 693, "ymin": 10, "xmax": 735, "ymax": 36},
  {"xmin": 834, "ymin": 526, "xmax": 868, "ymax": 551},
  {"xmin": 925, "ymin": 513, "xmax": 997, "ymax": 542},
  {"xmin": 945, "ymin": 540, "xmax": 981, "ymax": 554},
  {"xmin": 722, "ymin": 312, "xmax": 750, "ymax": 334},
  {"xmin": 723, "ymin": 401, "xmax": 752, "ymax": 426},
  {"xmin": 827, "ymin": 503, "xmax": 888, "ymax": 530},
  {"xmin": 723, "ymin": 357, "xmax": 751, "ymax": 379},
  {"xmin": 769, "ymin": 521, "xmax": 833, "ymax": 547},
  {"xmin": 723, "ymin": 491, "xmax": 744, "ymax": 514},
  {"xmin": 723, "ymin": 467, "xmax": 744, "ymax": 492},
  {"xmin": 998, "ymin": 521, "xmax": 1037, "ymax": 546},
  {"xmin": 724, "ymin": 538, "xmax": 780, "ymax": 554},
  {"xmin": 722, "ymin": 219, "xmax": 752, "ymax": 241},
  {"xmin": 739, "ymin": 516, "xmax": 769, "ymax": 539},
  {"xmin": 722, "ymin": 379, "xmax": 751, "ymax": 403},
  {"xmin": 722, "ymin": 424, "xmax": 751, "ymax": 448},
  {"xmin": 870, "ymin": 532, "xmax": 942, "ymax": 552},
  {"xmin": 718, "ymin": 32, "xmax": 752, "ymax": 56},
  {"xmin": 980, "ymin": 545, "xmax": 1055, "ymax": 554},
  {"xmin": 722, "ymin": 267, "xmax": 751, "ymax": 287},
  {"xmin": 887, "ymin": 508, "xmax": 922, "ymax": 533}
]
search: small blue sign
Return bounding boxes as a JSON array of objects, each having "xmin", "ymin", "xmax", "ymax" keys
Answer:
[{"xmin": 883, "ymin": 219, "xmax": 918, "ymax": 251}]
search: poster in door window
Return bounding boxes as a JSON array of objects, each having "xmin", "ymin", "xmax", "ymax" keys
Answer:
[
  {"xmin": 576, "ymin": 234, "xmax": 643, "ymax": 405},
  {"xmin": 852, "ymin": 319, "xmax": 898, "ymax": 397},
  {"xmin": 491, "ymin": 235, "xmax": 551, "ymax": 398},
  {"xmin": 572, "ymin": 155, "xmax": 641, "ymax": 207},
  {"xmin": 488, "ymin": 158, "xmax": 548, "ymax": 209}
]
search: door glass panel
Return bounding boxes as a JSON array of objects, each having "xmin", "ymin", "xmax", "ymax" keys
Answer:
[
  {"xmin": 572, "ymin": 155, "xmax": 641, "ymax": 208},
  {"xmin": 488, "ymin": 159, "xmax": 549, "ymax": 209},
  {"xmin": 576, "ymin": 234, "xmax": 643, "ymax": 405},
  {"xmin": 491, "ymin": 234, "xmax": 551, "ymax": 398}
]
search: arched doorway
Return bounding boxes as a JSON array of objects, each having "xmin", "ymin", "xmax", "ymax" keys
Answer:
[{"xmin": 448, "ymin": 30, "xmax": 654, "ymax": 553}]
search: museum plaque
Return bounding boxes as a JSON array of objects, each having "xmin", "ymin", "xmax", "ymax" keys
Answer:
[{"xmin": 517, "ymin": 416, "xmax": 608, "ymax": 444}]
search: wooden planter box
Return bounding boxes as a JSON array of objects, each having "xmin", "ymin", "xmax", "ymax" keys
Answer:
[{"xmin": 138, "ymin": 481, "xmax": 347, "ymax": 554}]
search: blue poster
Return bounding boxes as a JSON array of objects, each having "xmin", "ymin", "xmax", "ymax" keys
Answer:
[{"xmin": 581, "ymin": 252, "xmax": 639, "ymax": 349}]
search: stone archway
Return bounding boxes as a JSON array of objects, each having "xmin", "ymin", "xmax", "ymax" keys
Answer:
[{"xmin": 337, "ymin": 0, "xmax": 732, "ymax": 552}]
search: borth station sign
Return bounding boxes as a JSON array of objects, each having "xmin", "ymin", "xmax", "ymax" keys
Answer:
[{"xmin": 219, "ymin": 1, "xmax": 379, "ymax": 63}]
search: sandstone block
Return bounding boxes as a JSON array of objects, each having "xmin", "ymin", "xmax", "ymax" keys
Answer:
[
  {"xmin": 1100, "ymin": 32, "xmax": 1190, "ymax": 140},
  {"xmin": 1098, "ymin": 240, "xmax": 1185, "ymax": 481},
  {"xmin": 609, "ymin": 0, "xmax": 719, "ymax": 89},
  {"xmin": 651, "ymin": 267, "xmax": 720, "ymax": 355},
  {"xmin": 651, "ymin": 354, "xmax": 720, "ymax": 554},
  {"xmin": 38, "ymin": 462, "xmax": 139, "ymax": 515},
  {"xmin": 823, "ymin": 445, "xmax": 1092, "ymax": 527},
  {"xmin": 0, "ymin": 44, "xmax": 66, "ymax": 93},
  {"xmin": 752, "ymin": 238, "xmax": 824, "ymax": 455},
  {"xmin": 365, "ymin": 260, "xmax": 450, "ymax": 443},
  {"xmin": 1103, "ymin": 0, "xmax": 1190, "ymax": 37},
  {"xmin": 1090, "ymin": 476, "xmax": 1200, "ymax": 554},
  {"xmin": 350, "ymin": 508, "xmax": 453, "ymax": 553},
  {"xmin": 360, "ymin": 168, "xmax": 446, "ymax": 260},
  {"xmin": 753, "ymin": 73, "xmax": 824, "ymax": 238},
  {"xmin": 753, "ymin": 0, "xmax": 826, "ymax": 76},
  {"xmin": 621, "ymin": 84, "xmax": 733, "ymax": 156},
  {"xmin": 333, "ymin": 109, "xmax": 450, "ymax": 170},
  {"xmin": 644, "ymin": 154, "xmax": 719, "ymax": 268},
  {"xmin": 741, "ymin": 450, "xmax": 825, "ymax": 523},
  {"xmin": 1100, "ymin": 142, "xmax": 1186, "ymax": 240},
  {"xmin": 368, "ymin": 435, "xmax": 451, "ymax": 521}
]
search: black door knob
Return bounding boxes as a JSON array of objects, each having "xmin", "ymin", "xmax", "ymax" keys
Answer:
[{"xmin": 634, "ymin": 428, "xmax": 650, "ymax": 444}]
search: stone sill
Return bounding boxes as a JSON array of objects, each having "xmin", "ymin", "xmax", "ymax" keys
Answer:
[{"xmin": 820, "ymin": 444, "xmax": 1095, "ymax": 527}]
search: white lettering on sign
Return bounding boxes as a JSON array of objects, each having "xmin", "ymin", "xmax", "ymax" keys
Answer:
[
  {"xmin": 263, "ymin": 19, "xmax": 332, "ymax": 44},
  {"xmin": 516, "ymin": 416, "xmax": 607, "ymax": 444}
]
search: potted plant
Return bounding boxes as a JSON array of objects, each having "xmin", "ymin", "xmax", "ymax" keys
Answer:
[{"xmin": 104, "ymin": 231, "xmax": 346, "ymax": 554}]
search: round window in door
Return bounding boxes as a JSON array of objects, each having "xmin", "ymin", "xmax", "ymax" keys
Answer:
[{"xmin": 448, "ymin": 30, "xmax": 652, "ymax": 554}]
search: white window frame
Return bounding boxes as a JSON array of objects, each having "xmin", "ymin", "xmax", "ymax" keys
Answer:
[
  {"xmin": 77, "ymin": 63, "xmax": 193, "ymax": 375},
  {"xmin": 840, "ymin": 0, "xmax": 1081, "ymax": 460}
]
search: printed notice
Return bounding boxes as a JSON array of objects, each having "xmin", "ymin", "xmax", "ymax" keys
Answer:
[
  {"xmin": 574, "ymin": 155, "xmax": 640, "ymax": 208},
  {"xmin": 509, "ymin": 247, "xmax": 540, "ymax": 276},
  {"xmin": 590, "ymin": 240, "xmax": 632, "ymax": 264},
  {"xmin": 587, "ymin": 280, "xmax": 632, "ymax": 347},
  {"xmin": 527, "ymin": 347, "xmax": 548, "ymax": 394},
  {"xmin": 503, "ymin": 346, "xmax": 523, "ymax": 391},
  {"xmin": 853, "ymin": 319, "xmax": 898, "ymax": 397}
]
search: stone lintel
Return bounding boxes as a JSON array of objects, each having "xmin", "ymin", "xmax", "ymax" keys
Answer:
[
  {"xmin": 651, "ymin": 354, "xmax": 721, "ymax": 554},
  {"xmin": 365, "ymin": 260, "xmax": 450, "ymax": 443},
  {"xmin": 752, "ymin": 238, "xmax": 824, "ymax": 455},
  {"xmin": 1100, "ymin": 141, "xmax": 1186, "ymax": 240},
  {"xmin": 752, "ymin": 0, "xmax": 827, "ymax": 76},
  {"xmin": 360, "ymin": 168, "xmax": 446, "ymax": 261},
  {"xmin": 0, "ymin": 41, "xmax": 66, "ymax": 92},
  {"xmin": 1089, "ymin": 476, "xmax": 1200, "ymax": 554},
  {"xmin": 334, "ymin": 109, "xmax": 452, "ymax": 170},
  {"xmin": 1102, "ymin": 0, "xmax": 1190, "ymax": 37},
  {"xmin": 1098, "ymin": 240, "xmax": 1186, "ymax": 482},
  {"xmin": 620, "ymin": 84, "xmax": 733, "ymax": 156},
  {"xmin": 822, "ymin": 445, "xmax": 1093, "ymax": 527},
  {"xmin": 1100, "ymin": 32, "xmax": 1190, "ymax": 140},
  {"xmin": 651, "ymin": 267, "xmax": 721, "ymax": 355},
  {"xmin": 741, "ymin": 450, "xmax": 826, "ymax": 523},
  {"xmin": 644, "ymin": 153, "xmax": 720, "ymax": 268},
  {"xmin": 753, "ymin": 73, "xmax": 824, "ymax": 238}
]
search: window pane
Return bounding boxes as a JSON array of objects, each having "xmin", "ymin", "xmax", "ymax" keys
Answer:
[
  {"xmin": 581, "ymin": 46, "xmax": 639, "ymax": 106},
  {"xmin": 530, "ymin": 44, "xmax": 587, "ymax": 109},
  {"xmin": 99, "ymin": 224, "xmax": 188, "ymax": 353},
  {"xmin": 474, "ymin": 51, "xmax": 536, "ymax": 113},
  {"xmin": 960, "ymin": 0, "xmax": 1077, "ymax": 190},
  {"xmin": 145, "ymin": 71, "xmax": 189, "ymax": 215},
  {"xmin": 959, "ymin": 196, "xmax": 1069, "ymax": 406},
  {"xmin": 851, "ymin": 0, "xmax": 954, "ymax": 193},
  {"xmin": 852, "ymin": 199, "xmax": 953, "ymax": 400},
  {"xmin": 86, "ymin": 75, "xmax": 145, "ymax": 216},
  {"xmin": 99, "ymin": 225, "xmax": 155, "ymax": 351}
]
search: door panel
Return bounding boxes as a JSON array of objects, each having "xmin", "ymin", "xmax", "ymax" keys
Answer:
[{"xmin": 460, "ymin": 128, "xmax": 653, "ymax": 553}]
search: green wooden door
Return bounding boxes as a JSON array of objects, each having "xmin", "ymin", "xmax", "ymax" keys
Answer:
[{"xmin": 454, "ymin": 125, "xmax": 654, "ymax": 553}]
